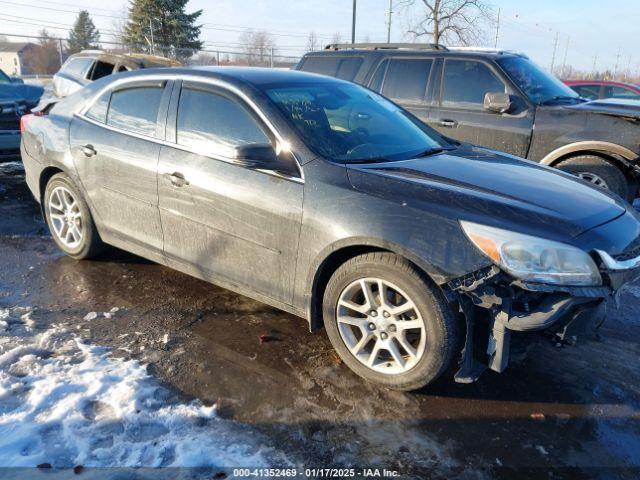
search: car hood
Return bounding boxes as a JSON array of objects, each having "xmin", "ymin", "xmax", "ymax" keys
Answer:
[
  {"xmin": 346, "ymin": 146, "xmax": 627, "ymax": 241},
  {"xmin": 564, "ymin": 98, "xmax": 640, "ymax": 120},
  {"xmin": 0, "ymin": 83, "xmax": 44, "ymax": 106}
]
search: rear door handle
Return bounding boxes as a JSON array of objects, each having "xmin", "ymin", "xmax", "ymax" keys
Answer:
[
  {"xmin": 438, "ymin": 119, "xmax": 458, "ymax": 128},
  {"xmin": 81, "ymin": 144, "xmax": 97, "ymax": 157},
  {"xmin": 165, "ymin": 171, "xmax": 189, "ymax": 187}
]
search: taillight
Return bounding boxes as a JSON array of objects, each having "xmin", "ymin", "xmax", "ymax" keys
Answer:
[{"xmin": 20, "ymin": 112, "xmax": 42, "ymax": 134}]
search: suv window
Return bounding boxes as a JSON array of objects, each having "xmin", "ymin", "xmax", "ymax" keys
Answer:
[
  {"xmin": 177, "ymin": 87, "xmax": 270, "ymax": 155},
  {"xmin": 62, "ymin": 57, "xmax": 94, "ymax": 78},
  {"xmin": 87, "ymin": 60, "xmax": 115, "ymax": 80},
  {"xmin": 380, "ymin": 58, "xmax": 432, "ymax": 103},
  {"xmin": 300, "ymin": 56, "xmax": 363, "ymax": 81},
  {"xmin": 106, "ymin": 85, "xmax": 164, "ymax": 137},
  {"xmin": 442, "ymin": 59, "xmax": 504, "ymax": 109},
  {"xmin": 85, "ymin": 90, "xmax": 110, "ymax": 123}
]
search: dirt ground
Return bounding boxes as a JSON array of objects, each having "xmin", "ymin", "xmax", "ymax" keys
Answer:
[{"xmin": 1, "ymin": 161, "xmax": 639, "ymax": 479}]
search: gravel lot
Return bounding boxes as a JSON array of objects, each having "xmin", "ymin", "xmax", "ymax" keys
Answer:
[{"xmin": 0, "ymin": 160, "xmax": 639, "ymax": 479}]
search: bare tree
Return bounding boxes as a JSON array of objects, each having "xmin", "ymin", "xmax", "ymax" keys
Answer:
[
  {"xmin": 330, "ymin": 32, "xmax": 342, "ymax": 45},
  {"xmin": 306, "ymin": 31, "xmax": 319, "ymax": 52},
  {"xmin": 22, "ymin": 29, "xmax": 61, "ymax": 74},
  {"xmin": 239, "ymin": 30, "xmax": 276, "ymax": 66},
  {"xmin": 400, "ymin": 0, "xmax": 494, "ymax": 46}
]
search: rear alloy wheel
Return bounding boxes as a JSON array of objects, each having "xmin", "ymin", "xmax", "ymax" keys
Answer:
[
  {"xmin": 556, "ymin": 155, "xmax": 631, "ymax": 201},
  {"xmin": 44, "ymin": 173, "xmax": 104, "ymax": 259},
  {"xmin": 323, "ymin": 252, "xmax": 458, "ymax": 391}
]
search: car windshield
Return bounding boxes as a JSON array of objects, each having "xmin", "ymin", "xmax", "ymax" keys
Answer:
[
  {"xmin": 0, "ymin": 69, "xmax": 10, "ymax": 84},
  {"xmin": 497, "ymin": 56, "xmax": 581, "ymax": 105},
  {"xmin": 265, "ymin": 82, "xmax": 449, "ymax": 163}
]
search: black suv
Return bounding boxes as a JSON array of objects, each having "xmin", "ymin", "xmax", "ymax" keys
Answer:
[{"xmin": 296, "ymin": 44, "xmax": 640, "ymax": 201}]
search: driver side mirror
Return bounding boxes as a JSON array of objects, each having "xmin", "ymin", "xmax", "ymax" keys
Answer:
[
  {"xmin": 231, "ymin": 143, "xmax": 295, "ymax": 174},
  {"xmin": 10, "ymin": 76, "xmax": 24, "ymax": 84},
  {"xmin": 484, "ymin": 92, "xmax": 512, "ymax": 114}
]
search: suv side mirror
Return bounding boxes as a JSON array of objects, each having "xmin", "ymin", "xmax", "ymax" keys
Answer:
[
  {"xmin": 10, "ymin": 76, "xmax": 24, "ymax": 84},
  {"xmin": 484, "ymin": 92, "xmax": 512, "ymax": 113},
  {"xmin": 231, "ymin": 143, "xmax": 293, "ymax": 174}
]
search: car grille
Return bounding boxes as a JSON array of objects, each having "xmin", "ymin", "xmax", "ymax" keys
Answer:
[{"xmin": 613, "ymin": 245, "xmax": 640, "ymax": 262}]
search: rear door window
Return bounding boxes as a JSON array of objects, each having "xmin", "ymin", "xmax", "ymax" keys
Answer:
[
  {"xmin": 176, "ymin": 86, "xmax": 270, "ymax": 155},
  {"xmin": 604, "ymin": 85, "xmax": 640, "ymax": 100},
  {"xmin": 300, "ymin": 56, "xmax": 363, "ymax": 81},
  {"xmin": 381, "ymin": 58, "xmax": 432, "ymax": 103},
  {"xmin": 441, "ymin": 60, "xmax": 505, "ymax": 109},
  {"xmin": 106, "ymin": 85, "xmax": 164, "ymax": 137},
  {"xmin": 61, "ymin": 57, "xmax": 94, "ymax": 78}
]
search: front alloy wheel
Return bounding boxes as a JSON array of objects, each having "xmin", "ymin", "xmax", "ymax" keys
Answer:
[
  {"xmin": 337, "ymin": 278, "xmax": 426, "ymax": 374},
  {"xmin": 323, "ymin": 252, "xmax": 458, "ymax": 391}
]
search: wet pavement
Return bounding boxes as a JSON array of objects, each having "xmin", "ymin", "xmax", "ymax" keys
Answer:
[{"xmin": 0, "ymin": 161, "xmax": 639, "ymax": 479}]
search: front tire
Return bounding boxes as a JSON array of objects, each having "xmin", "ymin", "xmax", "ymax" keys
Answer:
[
  {"xmin": 322, "ymin": 252, "xmax": 458, "ymax": 391},
  {"xmin": 43, "ymin": 173, "xmax": 104, "ymax": 259},
  {"xmin": 555, "ymin": 155, "xmax": 631, "ymax": 201}
]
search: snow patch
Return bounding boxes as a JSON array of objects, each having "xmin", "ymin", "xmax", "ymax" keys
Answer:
[{"xmin": 0, "ymin": 306, "xmax": 284, "ymax": 468}]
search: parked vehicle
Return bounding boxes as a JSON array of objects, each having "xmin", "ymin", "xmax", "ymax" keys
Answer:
[
  {"xmin": 20, "ymin": 68, "xmax": 640, "ymax": 390},
  {"xmin": 564, "ymin": 79, "xmax": 640, "ymax": 101},
  {"xmin": 296, "ymin": 44, "xmax": 640, "ymax": 201},
  {"xmin": 0, "ymin": 67, "xmax": 43, "ymax": 160},
  {"xmin": 53, "ymin": 50, "xmax": 180, "ymax": 98}
]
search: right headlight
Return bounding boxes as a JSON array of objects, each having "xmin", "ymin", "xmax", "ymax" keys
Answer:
[{"xmin": 460, "ymin": 221, "xmax": 602, "ymax": 286}]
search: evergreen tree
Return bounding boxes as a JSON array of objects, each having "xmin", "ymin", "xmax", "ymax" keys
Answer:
[
  {"xmin": 67, "ymin": 10, "xmax": 100, "ymax": 54},
  {"xmin": 123, "ymin": 0, "xmax": 203, "ymax": 60}
]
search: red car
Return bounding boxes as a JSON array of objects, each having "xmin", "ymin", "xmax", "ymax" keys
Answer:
[{"xmin": 564, "ymin": 79, "xmax": 640, "ymax": 101}]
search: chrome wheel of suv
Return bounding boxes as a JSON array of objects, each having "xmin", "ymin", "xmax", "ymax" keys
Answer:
[
  {"xmin": 337, "ymin": 277, "xmax": 426, "ymax": 374},
  {"xmin": 48, "ymin": 185, "xmax": 83, "ymax": 249}
]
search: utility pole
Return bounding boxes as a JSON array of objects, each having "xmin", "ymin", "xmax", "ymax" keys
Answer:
[
  {"xmin": 270, "ymin": 46, "xmax": 274, "ymax": 67},
  {"xmin": 613, "ymin": 49, "xmax": 621, "ymax": 79},
  {"xmin": 494, "ymin": 8, "xmax": 500, "ymax": 48},
  {"xmin": 549, "ymin": 31, "xmax": 559, "ymax": 74},
  {"xmin": 351, "ymin": 0, "xmax": 357, "ymax": 44},
  {"xmin": 561, "ymin": 36, "xmax": 569, "ymax": 78},
  {"xmin": 57, "ymin": 37, "xmax": 63, "ymax": 69},
  {"xmin": 387, "ymin": 0, "xmax": 393, "ymax": 43},
  {"xmin": 149, "ymin": 19, "xmax": 155, "ymax": 55}
]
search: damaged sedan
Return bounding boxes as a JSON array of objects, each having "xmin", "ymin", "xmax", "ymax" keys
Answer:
[{"xmin": 19, "ymin": 67, "xmax": 640, "ymax": 390}]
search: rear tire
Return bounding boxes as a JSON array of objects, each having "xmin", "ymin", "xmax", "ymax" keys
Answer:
[
  {"xmin": 322, "ymin": 252, "xmax": 458, "ymax": 391},
  {"xmin": 555, "ymin": 155, "xmax": 631, "ymax": 201},
  {"xmin": 43, "ymin": 173, "xmax": 104, "ymax": 259}
]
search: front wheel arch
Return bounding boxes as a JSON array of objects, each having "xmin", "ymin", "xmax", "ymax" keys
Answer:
[{"xmin": 307, "ymin": 240, "xmax": 449, "ymax": 332}]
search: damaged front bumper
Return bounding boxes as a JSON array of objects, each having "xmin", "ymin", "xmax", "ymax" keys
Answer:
[{"xmin": 445, "ymin": 262, "xmax": 639, "ymax": 384}]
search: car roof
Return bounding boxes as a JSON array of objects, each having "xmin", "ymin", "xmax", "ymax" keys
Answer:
[
  {"xmin": 67, "ymin": 50, "xmax": 181, "ymax": 68},
  {"xmin": 301, "ymin": 48, "xmax": 525, "ymax": 61},
  {"xmin": 116, "ymin": 66, "xmax": 353, "ymax": 87}
]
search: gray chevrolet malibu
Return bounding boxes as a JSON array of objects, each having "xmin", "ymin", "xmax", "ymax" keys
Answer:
[{"xmin": 20, "ymin": 67, "xmax": 640, "ymax": 391}]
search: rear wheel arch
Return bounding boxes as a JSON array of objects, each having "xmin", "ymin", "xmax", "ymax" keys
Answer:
[
  {"xmin": 307, "ymin": 240, "xmax": 446, "ymax": 331},
  {"xmin": 39, "ymin": 166, "xmax": 65, "ymax": 207}
]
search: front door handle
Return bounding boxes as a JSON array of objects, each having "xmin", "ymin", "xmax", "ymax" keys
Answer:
[
  {"xmin": 165, "ymin": 171, "xmax": 189, "ymax": 187},
  {"xmin": 438, "ymin": 119, "xmax": 458, "ymax": 128},
  {"xmin": 81, "ymin": 144, "xmax": 97, "ymax": 157}
]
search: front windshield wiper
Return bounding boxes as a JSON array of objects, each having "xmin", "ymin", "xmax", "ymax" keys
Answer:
[
  {"xmin": 414, "ymin": 146, "xmax": 454, "ymax": 158},
  {"xmin": 540, "ymin": 95, "xmax": 586, "ymax": 105}
]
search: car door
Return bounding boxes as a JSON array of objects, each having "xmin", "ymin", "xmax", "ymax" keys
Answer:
[
  {"xmin": 70, "ymin": 79, "xmax": 171, "ymax": 257},
  {"xmin": 157, "ymin": 80, "xmax": 303, "ymax": 304},
  {"xmin": 367, "ymin": 56, "xmax": 434, "ymax": 123},
  {"xmin": 426, "ymin": 58, "xmax": 534, "ymax": 157}
]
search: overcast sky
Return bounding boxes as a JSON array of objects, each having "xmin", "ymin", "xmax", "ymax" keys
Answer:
[{"xmin": 1, "ymin": 0, "xmax": 637, "ymax": 74}]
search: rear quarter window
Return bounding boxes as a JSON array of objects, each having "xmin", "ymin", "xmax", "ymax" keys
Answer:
[{"xmin": 61, "ymin": 58, "xmax": 94, "ymax": 78}]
